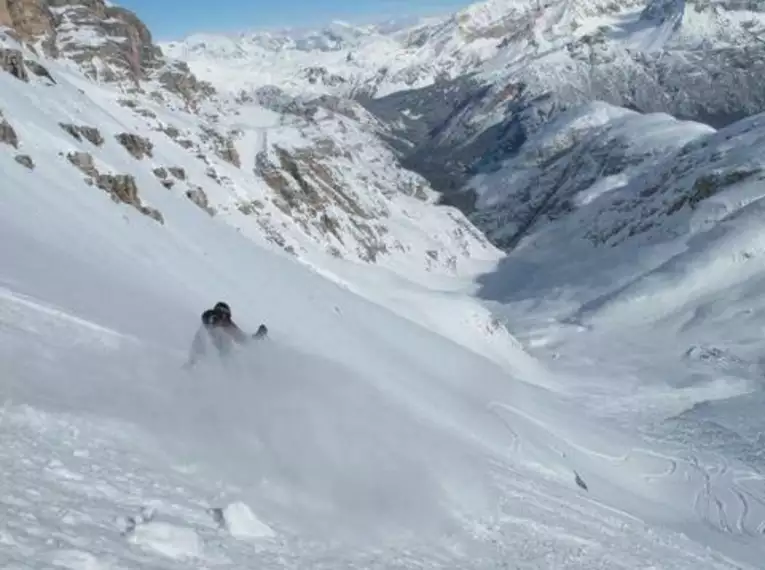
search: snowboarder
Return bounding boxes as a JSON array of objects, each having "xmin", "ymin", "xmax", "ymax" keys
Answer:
[{"xmin": 185, "ymin": 301, "xmax": 268, "ymax": 368}]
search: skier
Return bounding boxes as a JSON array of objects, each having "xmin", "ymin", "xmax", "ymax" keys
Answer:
[{"xmin": 184, "ymin": 301, "xmax": 268, "ymax": 368}]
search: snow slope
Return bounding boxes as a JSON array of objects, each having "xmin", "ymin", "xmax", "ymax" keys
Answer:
[
  {"xmin": 2, "ymin": 16, "xmax": 764, "ymax": 570},
  {"xmin": 5, "ymin": 1, "xmax": 765, "ymax": 568},
  {"xmin": 2, "ymin": 137, "xmax": 757, "ymax": 567},
  {"xmin": 471, "ymin": 106, "xmax": 765, "ymax": 568},
  {"xmin": 465, "ymin": 101, "xmax": 715, "ymax": 247}
]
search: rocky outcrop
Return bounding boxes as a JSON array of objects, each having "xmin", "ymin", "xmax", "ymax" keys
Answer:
[
  {"xmin": 0, "ymin": 47, "xmax": 28, "ymax": 81},
  {"xmin": 160, "ymin": 124, "xmax": 179, "ymax": 139},
  {"xmin": 14, "ymin": 153, "xmax": 33, "ymax": 168},
  {"xmin": 254, "ymin": 141, "xmax": 389, "ymax": 262},
  {"xmin": 115, "ymin": 132, "xmax": 153, "ymax": 159},
  {"xmin": 65, "ymin": 148, "xmax": 162, "ymax": 222},
  {"xmin": 59, "ymin": 123, "xmax": 104, "ymax": 146},
  {"xmin": 0, "ymin": 0, "xmax": 212, "ymax": 106},
  {"xmin": 66, "ymin": 150, "xmax": 97, "ymax": 177},
  {"xmin": 156, "ymin": 60, "xmax": 215, "ymax": 109},
  {"xmin": 96, "ymin": 173, "xmax": 163, "ymax": 223},
  {"xmin": 185, "ymin": 185, "xmax": 214, "ymax": 216},
  {"xmin": 49, "ymin": 0, "xmax": 160, "ymax": 84},
  {"xmin": 237, "ymin": 199, "xmax": 264, "ymax": 215},
  {"xmin": 0, "ymin": 0, "xmax": 56, "ymax": 54},
  {"xmin": 25, "ymin": 58, "xmax": 54, "ymax": 82},
  {"xmin": 301, "ymin": 66, "xmax": 347, "ymax": 87},
  {"xmin": 200, "ymin": 126, "xmax": 240, "ymax": 167},
  {"xmin": 0, "ymin": 114, "xmax": 19, "ymax": 148},
  {"xmin": 168, "ymin": 166, "xmax": 186, "ymax": 180},
  {"xmin": 152, "ymin": 167, "xmax": 174, "ymax": 189}
]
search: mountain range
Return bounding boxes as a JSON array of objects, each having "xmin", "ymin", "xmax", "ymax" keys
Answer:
[
  {"xmin": 163, "ymin": 0, "xmax": 765, "ymax": 259},
  {"xmin": 5, "ymin": 0, "xmax": 765, "ymax": 567}
]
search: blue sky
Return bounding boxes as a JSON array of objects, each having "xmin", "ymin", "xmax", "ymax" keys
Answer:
[{"xmin": 117, "ymin": 0, "xmax": 474, "ymax": 40}]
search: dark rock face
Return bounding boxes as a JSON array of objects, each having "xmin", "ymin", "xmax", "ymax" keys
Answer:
[
  {"xmin": 0, "ymin": 0, "xmax": 56, "ymax": 54},
  {"xmin": 199, "ymin": 127, "xmax": 240, "ymax": 168},
  {"xmin": 360, "ymin": 11, "xmax": 765, "ymax": 249},
  {"xmin": 15, "ymin": 153, "xmax": 34, "ymax": 168},
  {"xmin": 186, "ymin": 185, "xmax": 215, "ymax": 216},
  {"xmin": 59, "ymin": 123, "xmax": 104, "ymax": 146},
  {"xmin": 0, "ymin": 115, "xmax": 19, "ymax": 148},
  {"xmin": 115, "ymin": 132, "xmax": 153, "ymax": 160},
  {"xmin": 66, "ymin": 149, "xmax": 163, "ymax": 223},
  {"xmin": 1, "ymin": 0, "xmax": 214, "ymax": 106},
  {"xmin": 0, "ymin": 47, "xmax": 29, "ymax": 81}
]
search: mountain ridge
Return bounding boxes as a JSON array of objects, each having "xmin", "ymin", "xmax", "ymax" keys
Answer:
[{"xmin": 0, "ymin": 0, "xmax": 500, "ymax": 281}]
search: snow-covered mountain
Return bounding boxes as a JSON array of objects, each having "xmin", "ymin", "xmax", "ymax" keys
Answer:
[
  {"xmin": 163, "ymin": 0, "xmax": 765, "ymax": 101},
  {"xmin": 6, "ymin": 0, "xmax": 765, "ymax": 568},
  {"xmin": 164, "ymin": 0, "xmax": 765, "ymax": 242},
  {"xmin": 1, "ymin": 0, "xmax": 500, "ymax": 278}
]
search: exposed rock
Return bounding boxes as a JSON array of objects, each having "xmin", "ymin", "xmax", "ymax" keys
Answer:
[
  {"xmin": 156, "ymin": 60, "xmax": 215, "ymax": 109},
  {"xmin": 254, "ymin": 142, "xmax": 390, "ymax": 262},
  {"xmin": 205, "ymin": 167, "xmax": 221, "ymax": 184},
  {"xmin": 115, "ymin": 132, "xmax": 153, "ymax": 159},
  {"xmin": 0, "ymin": 115, "xmax": 19, "ymax": 148},
  {"xmin": 95, "ymin": 172, "xmax": 163, "ymax": 223},
  {"xmin": 237, "ymin": 199, "xmax": 264, "ymax": 215},
  {"xmin": 118, "ymin": 98, "xmax": 138, "ymax": 109},
  {"xmin": 168, "ymin": 166, "xmax": 186, "ymax": 180},
  {"xmin": 141, "ymin": 205, "xmax": 164, "ymax": 222},
  {"xmin": 152, "ymin": 166, "xmax": 175, "ymax": 188},
  {"xmin": 66, "ymin": 150, "xmax": 97, "ymax": 177},
  {"xmin": 200, "ymin": 126, "xmax": 241, "ymax": 168},
  {"xmin": 185, "ymin": 185, "xmax": 215, "ymax": 215},
  {"xmin": 49, "ymin": 0, "xmax": 160, "ymax": 84},
  {"xmin": 161, "ymin": 124, "xmax": 179, "ymax": 139},
  {"xmin": 0, "ymin": 48, "xmax": 28, "ymax": 81},
  {"xmin": 14, "ymin": 153, "xmax": 33, "ymax": 169},
  {"xmin": 668, "ymin": 168, "xmax": 763, "ymax": 213},
  {"xmin": 59, "ymin": 123, "xmax": 104, "ymax": 146},
  {"xmin": 1, "ymin": 0, "xmax": 56, "ymax": 55},
  {"xmin": 59, "ymin": 122, "xmax": 81, "ymax": 141},
  {"xmin": 78, "ymin": 125, "xmax": 104, "ymax": 146},
  {"xmin": 0, "ymin": 0, "xmax": 208, "ymax": 107},
  {"xmin": 136, "ymin": 108, "xmax": 156, "ymax": 119},
  {"xmin": 25, "ymin": 59, "xmax": 54, "ymax": 83},
  {"xmin": 96, "ymin": 172, "xmax": 138, "ymax": 204},
  {"xmin": 301, "ymin": 66, "xmax": 347, "ymax": 87}
]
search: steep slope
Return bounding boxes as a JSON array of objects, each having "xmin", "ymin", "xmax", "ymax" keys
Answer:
[
  {"xmin": 1, "ymin": 30, "xmax": 760, "ymax": 568},
  {"xmin": 0, "ymin": 0, "xmax": 499, "ymax": 279},
  {"xmin": 5, "ymin": 2, "xmax": 765, "ymax": 568},
  {"xmin": 464, "ymin": 101, "xmax": 715, "ymax": 248},
  {"xmin": 474, "ymin": 106, "xmax": 765, "ymax": 308},
  {"xmin": 469, "ymin": 107, "xmax": 765, "ymax": 570}
]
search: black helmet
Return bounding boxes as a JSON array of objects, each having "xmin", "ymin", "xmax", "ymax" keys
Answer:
[{"xmin": 214, "ymin": 302, "xmax": 231, "ymax": 317}]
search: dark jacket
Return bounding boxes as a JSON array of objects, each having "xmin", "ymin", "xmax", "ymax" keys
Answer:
[{"xmin": 187, "ymin": 309, "xmax": 249, "ymax": 366}]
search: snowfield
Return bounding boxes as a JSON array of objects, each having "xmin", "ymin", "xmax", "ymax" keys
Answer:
[
  {"xmin": 0, "ymin": 86, "xmax": 761, "ymax": 570},
  {"xmin": 4, "ymin": 0, "xmax": 765, "ymax": 568}
]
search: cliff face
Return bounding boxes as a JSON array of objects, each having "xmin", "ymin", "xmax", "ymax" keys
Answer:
[
  {"xmin": 0, "ymin": 0, "xmax": 56, "ymax": 54},
  {"xmin": 0, "ymin": 0, "xmax": 213, "ymax": 106}
]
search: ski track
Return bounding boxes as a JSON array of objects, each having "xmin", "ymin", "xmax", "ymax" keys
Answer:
[
  {"xmin": 492, "ymin": 394, "xmax": 765, "ymax": 545},
  {"xmin": 2, "ymin": 282, "xmax": 758, "ymax": 568},
  {"xmin": 0, "ymin": 302, "xmax": 750, "ymax": 569},
  {"xmin": 0, "ymin": 286, "xmax": 130, "ymax": 349}
]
